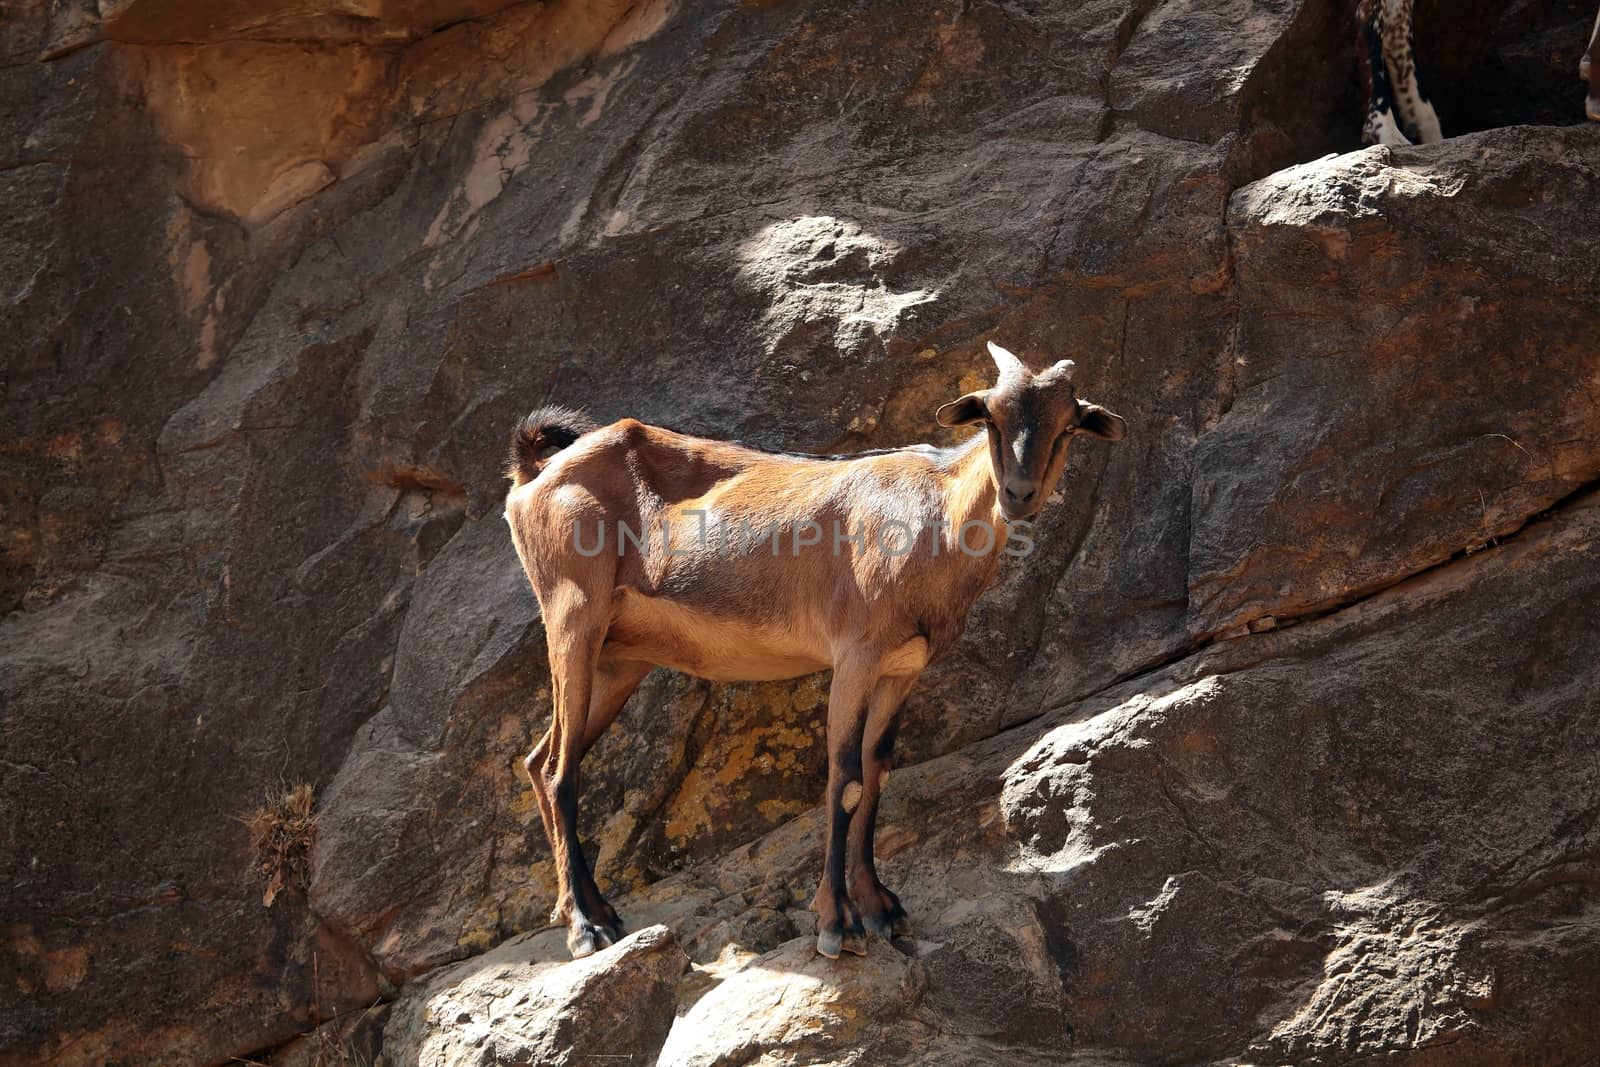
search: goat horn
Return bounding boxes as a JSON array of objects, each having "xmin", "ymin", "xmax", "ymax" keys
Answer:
[
  {"xmin": 1048, "ymin": 358, "xmax": 1076, "ymax": 381},
  {"xmin": 986, "ymin": 341, "xmax": 1027, "ymax": 387}
]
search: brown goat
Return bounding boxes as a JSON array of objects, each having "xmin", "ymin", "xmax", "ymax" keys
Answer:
[{"xmin": 503, "ymin": 342, "xmax": 1126, "ymax": 959}]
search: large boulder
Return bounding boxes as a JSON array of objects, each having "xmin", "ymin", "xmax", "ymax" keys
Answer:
[
  {"xmin": 1193, "ymin": 127, "xmax": 1600, "ymax": 638},
  {"xmin": 657, "ymin": 938, "xmax": 932, "ymax": 1067},
  {"xmin": 383, "ymin": 924, "xmax": 687, "ymax": 1067}
]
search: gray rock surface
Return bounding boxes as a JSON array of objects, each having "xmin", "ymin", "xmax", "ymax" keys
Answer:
[
  {"xmin": 1194, "ymin": 127, "xmax": 1600, "ymax": 638},
  {"xmin": 383, "ymin": 924, "xmax": 687, "ymax": 1067}
]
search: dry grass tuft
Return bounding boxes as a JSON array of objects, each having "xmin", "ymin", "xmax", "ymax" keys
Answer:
[{"xmin": 244, "ymin": 781, "xmax": 318, "ymax": 908}]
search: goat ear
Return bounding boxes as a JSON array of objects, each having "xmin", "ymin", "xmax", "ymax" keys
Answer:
[
  {"xmin": 936, "ymin": 391, "xmax": 990, "ymax": 427},
  {"xmin": 1075, "ymin": 401, "xmax": 1127, "ymax": 441}
]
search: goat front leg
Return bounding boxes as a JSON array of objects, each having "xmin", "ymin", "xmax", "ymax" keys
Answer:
[
  {"xmin": 812, "ymin": 656, "xmax": 878, "ymax": 958},
  {"xmin": 848, "ymin": 672, "xmax": 918, "ymax": 942}
]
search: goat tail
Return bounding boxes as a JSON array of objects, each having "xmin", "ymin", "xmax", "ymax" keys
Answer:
[{"xmin": 506, "ymin": 405, "xmax": 600, "ymax": 487}]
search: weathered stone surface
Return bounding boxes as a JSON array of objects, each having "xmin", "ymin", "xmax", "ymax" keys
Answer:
[
  {"xmin": 1192, "ymin": 126, "xmax": 1600, "ymax": 638},
  {"xmin": 2, "ymin": 0, "xmax": 1597, "ymax": 1062},
  {"xmin": 657, "ymin": 938, "xmax": 931, "ymax": 1067},
  {"xmin": 1020, "ymin": 488, "xmax": 1600, "ymax": 1064},
  {"xmin": 265, "ymin": 1004, "xmax": 389, "ymax": 1067},
  {"xmin": 383, "ymin": 924, "xmax": 687, "ymax": 1067}
]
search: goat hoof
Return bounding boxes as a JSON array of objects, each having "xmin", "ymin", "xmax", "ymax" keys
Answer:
[
  {"xmin": 817, "ymin": 928, "xmax": 844, "ymax": 959},
  {"xmin": 863, "ymin": 914, "xmax": 893, "ymax": 941},
  {"xmin": 569, "ymin": 915, "xmax": 623, "ymax": 959},
  {"xmin": 841, "ymin": 930, "xmax": 869, "ymax": 956},
  {"xmin": 569, "ymin": 929, "xmax": 599, "ymax": 959}
]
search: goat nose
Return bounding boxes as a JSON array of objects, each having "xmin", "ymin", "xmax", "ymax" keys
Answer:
[{"xmin": 1004, "ymin": 482, "xmax": 1038, "ymax": 506}]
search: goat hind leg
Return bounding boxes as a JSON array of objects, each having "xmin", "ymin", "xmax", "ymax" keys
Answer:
[
  {"xmin": 547, "ymin": 657, "xmax": 650, "ymax": 955},
  {"xmin": 565, "ymin": 656, "xmax": 651, "ymax": 936},
  {"xmin": 521, "ymin": 728, "xmax": 559, "ymax": 919},
  {"xmin": 540, "ymin": 597, "xmax": 625, "ymax": 958}
]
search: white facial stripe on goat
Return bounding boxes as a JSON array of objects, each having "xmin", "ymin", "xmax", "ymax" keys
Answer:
[{"xmin": 1011, "ymin": 427, "xmax": 1029, "ymax": 467}]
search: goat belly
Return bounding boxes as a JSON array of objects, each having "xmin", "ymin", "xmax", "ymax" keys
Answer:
[{"xmin": 603, "ymin": 590, "xmax": 829, "ymax": 683}]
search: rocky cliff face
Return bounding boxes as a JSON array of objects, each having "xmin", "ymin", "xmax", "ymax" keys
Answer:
[{"xmin": 3, "ymin": 1, "xmax": 1597, "ymax": 1064}]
